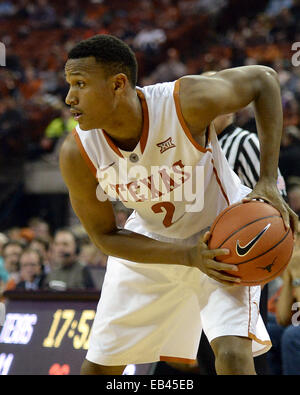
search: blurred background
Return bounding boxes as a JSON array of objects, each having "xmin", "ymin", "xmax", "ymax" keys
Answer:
[{"xmin": 0, "ymin": 0, "xmax": 300, "ymax": 375}]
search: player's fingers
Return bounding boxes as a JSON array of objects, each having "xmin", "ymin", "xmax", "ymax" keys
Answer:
[
  {"xmin": 275, "ymin": 203, "xmax": 296, "ymax": 231},
  {"xmin": 277, "ymin": 208, "xmax": 290, "ymax": 230},
  {"xmin": 273, "ymin": 201, "xmax": 291, "ymax": 230},
  {"xmin": 242, "ymin": 196, "xmax": 265, "ymax": 203},
  {"xmin": 202, "ymin": 248, "xmax": 230, "ymax": 259},
  {"xmin": 241, "ymin": 196, "xmax": 251, "ymax": 202},
  {"xmin": 242, "ymin": 196, "xmax": 291, "ymax": 230},
  {"xmin": 288, "ymin": 208, "xmax": 299, "ymax": 236},
  {"xmin": 202, "ymin": 231, "xmax": 211, "ymax": 244},
  {"xmin": 241, "ymin": 194, "xmax": 260, "ymax": 202},
  {"xmin": 207, "ymin": 259, "xmax": 239, "ymax": 272}
]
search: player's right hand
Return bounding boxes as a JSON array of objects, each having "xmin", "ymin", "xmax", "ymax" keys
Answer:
[{"xmin": 188, "ymin": 232, "xmax": 241, "ymax": 286}]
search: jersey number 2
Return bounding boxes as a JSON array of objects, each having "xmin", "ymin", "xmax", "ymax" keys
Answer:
[{"xmin": 151, "ymin": 202, "xmax": 175, "ymax": 228}]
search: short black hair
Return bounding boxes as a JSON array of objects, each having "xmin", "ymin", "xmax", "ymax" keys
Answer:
[{"xmin": 68, "ymin": 34, "xmax": 138, "ymax": 88}]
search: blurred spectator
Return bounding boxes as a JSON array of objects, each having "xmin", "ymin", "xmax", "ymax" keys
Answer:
[
  {"xmin": 28, "ymin": 217, "xmax": 52, "ymax": 242},
  {"xmin": 0, "ymin": 233, "xmax": 9, "ymax": 254},
  {"xmin": 28, "ymin": 106, "xmax": 77, "ymax": 159},
  {"xmin": 267, "ymin": 225, "xmax": 300, "ymax": 375},
  {"xmin": 0, "ymin": 240, "xmax": 24, "ymax": 293},
  {"xmin": 132, "ymin": 21, "xmax": 166, "ymax": 54},
  {"xmin": 42, "ymin": 106, "xmax": 76, "ymax": 146},
  {"xmin": 146, "ymin": 48, "xmax": 187, "ymax": 84},
  {"xmin": 196, "ymin": 0, "xmax": 228, "ymax": 14},
  {"xmin": 0, "ymin": 233, "xmax": 9, "ymax": 286},
  {"xmin": 3, "ymin": 226, "xmax": 33, "ymax": 244},
  {"xmin": 19, "ymin": 65, "xmax": 43, "ymax": 100},
  {"xmin": 279, "ymin": 126, "xmax": 300, "ymax": 186},
  {"xmin": 45, "ymin": 229, "xmax": 94, "ymax": 290},
  {"xmin": 0, "ymin": 1, "xmax": 16, "ymax": 17},
  {"xmin": 5, "ymin": 227, "xmax": 22, "ymax": 241},
  {"xmin": 16, "ymin": 247, "xmax": 46, "ymax": 290},
  {"xmin": 265, "ymin": 0, "xmax": 293, "ymax": 16},
  {"xmin": 0, "ymin": 97, "xmax": 26, "ymax": 160},
  {"xmin": 27, "ymin": 0, "xmax": 57, "ymax": 29},
  {"xmin": 287, "ymin": 183, "xmax": 300, "ymax": 217},
  {"xmin": 79, "ymin": 243, "xmax": 108, "ymax": 268},
  {"xmin": 29, "ymin": 237, "xmax": 51, "ymax": 274}
]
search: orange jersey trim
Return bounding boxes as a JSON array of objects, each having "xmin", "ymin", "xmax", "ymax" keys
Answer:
[
  {"xmin": 248, "ymin": 332, "xmax": 272, "ymax": 347},
  {"xmin": 102, "ymin": 130, "xmax": 124, "ymax": 158},
  {"xmin": 160, "ymin": 356, "xmax": 197, "ymax": 365},
  {"xmin": 247, "ymin": 287, "xmax": 272, "ymax": 347},
  {"xmin": 72, "ymin": 128, "xmax": 97, "ymax": 178},
  {"xmin": 173, "ymin": 79, "xmax": 212, "ymax": 154},
  {"xmin": 210, "ymin": 158, "xmax": 230, "ymax": 206}
]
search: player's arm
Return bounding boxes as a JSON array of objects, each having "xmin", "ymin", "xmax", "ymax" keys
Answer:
[
  {"xmin": 59, "ymin": 133, "xmax": 238, "ymax": 284},
  {"xmin": 179, "ymin": 65, "xmax": 298, "ymax": 232}
]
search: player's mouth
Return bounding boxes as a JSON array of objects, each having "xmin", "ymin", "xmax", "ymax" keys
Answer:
[{"xmin": 70, "ymin": 108, "xmax": 83, "ymax": 121}]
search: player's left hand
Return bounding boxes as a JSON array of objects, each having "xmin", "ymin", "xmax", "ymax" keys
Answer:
[{"xmin": 242, "ymin": 179, "xmax": 298, "ymax": 236}]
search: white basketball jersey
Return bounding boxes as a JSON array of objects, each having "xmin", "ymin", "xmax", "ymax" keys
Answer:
[{"xmin": 73, "ymin": 80, "xmax": 250, "ymax": 240}]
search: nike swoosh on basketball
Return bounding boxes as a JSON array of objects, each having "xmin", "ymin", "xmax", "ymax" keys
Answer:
[{"xmin": 236, "ymin": 223, "xmax": 271, "ymax": 257}]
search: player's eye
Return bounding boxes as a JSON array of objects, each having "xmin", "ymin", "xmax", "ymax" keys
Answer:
[{"xmin": 76, "ymin": 81, "xmax": 85, "ymax": 88}]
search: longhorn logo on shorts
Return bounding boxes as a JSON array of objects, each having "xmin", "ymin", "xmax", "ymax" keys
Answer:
[
  {"xmin": 236, "ymin": 223, "xmax": 271, "ymax": 257},
  {"xmin": 156, "ymin": 137, "xmax": 176, "ymax": 154}
]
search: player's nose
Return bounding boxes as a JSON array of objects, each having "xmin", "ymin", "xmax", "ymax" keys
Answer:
[{"xmin": 65, "ymin": 89, "xmax": 78, "ymax": 106}]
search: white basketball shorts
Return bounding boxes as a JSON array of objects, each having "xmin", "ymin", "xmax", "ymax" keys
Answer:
[{"xmin": 86, "ymin": 252, "xmax": 271, "ymax": 366}]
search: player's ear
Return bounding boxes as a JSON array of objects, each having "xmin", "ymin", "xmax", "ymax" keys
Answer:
[{"xmin": 112, "ymin": 73, "xmax": 127, "ymax": 94}]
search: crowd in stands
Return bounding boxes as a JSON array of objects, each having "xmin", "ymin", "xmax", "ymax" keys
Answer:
[
  {"xmin": 0, "ymin": 0, "xmax": 300, "ymax": 374},
  {"xmin": 0, "ymin": 207, "xmax": 129, "ymax": 296}
]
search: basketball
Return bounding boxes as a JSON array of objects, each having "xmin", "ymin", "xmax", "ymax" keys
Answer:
[{"xmin": 208, "ymin": 201, "xmax": 294, "ymax": 286}]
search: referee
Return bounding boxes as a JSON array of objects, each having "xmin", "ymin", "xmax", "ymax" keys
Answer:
[
  {"xmin": 196, "ymin": 111, "xmax": 287, "ymax": 375},
  {"xmin": 216, "ymin": 113, "xmax": 287, "ymax": 198}
]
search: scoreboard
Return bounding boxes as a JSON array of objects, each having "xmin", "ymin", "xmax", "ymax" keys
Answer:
[{"xmin": 0, "ymin": 290, "xmax": 153, "ymax": 375}]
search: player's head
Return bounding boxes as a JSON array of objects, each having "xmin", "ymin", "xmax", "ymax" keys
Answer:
[{"xmin": 65, "ymin": 34, "xmax": 138, "ymax": 130}]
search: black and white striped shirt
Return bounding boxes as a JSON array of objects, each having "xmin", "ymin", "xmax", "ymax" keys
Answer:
[{"xmin": 218, "ymin": 124, "xmax": 287, "ymax": 198}]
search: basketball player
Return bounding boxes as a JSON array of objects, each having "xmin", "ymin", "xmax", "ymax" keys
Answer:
[{"xmin": 60, "ymin": 35, "xmax": 298, "ymax": 375}]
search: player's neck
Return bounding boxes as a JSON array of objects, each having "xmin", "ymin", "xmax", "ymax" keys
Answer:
[{"xmin": 104, "ymin": 92, "xmax": 143, "ymax": 151}]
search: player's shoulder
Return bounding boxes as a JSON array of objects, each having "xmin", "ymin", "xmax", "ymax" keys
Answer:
[
  {"xmin": 177, "ymin": 74, "xmax": 227, "ymax": 115},
  {"xmin": 179, "ymin": 73, "xmax": 229, "ymax": 95},
  {"xmin": 59, "ymin": 129, "xmax": 98, "ymax": 191},
  {"xmin": 60, "ymin": 129, "xmax": 80, "ymax": 163},
  {"xmin": 59, "ymin": 128, "xmax": 89, "ymax": 176},
  {"xmin": 176, "ymin": 75, "xmax": 220, "ymax": 130}
]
